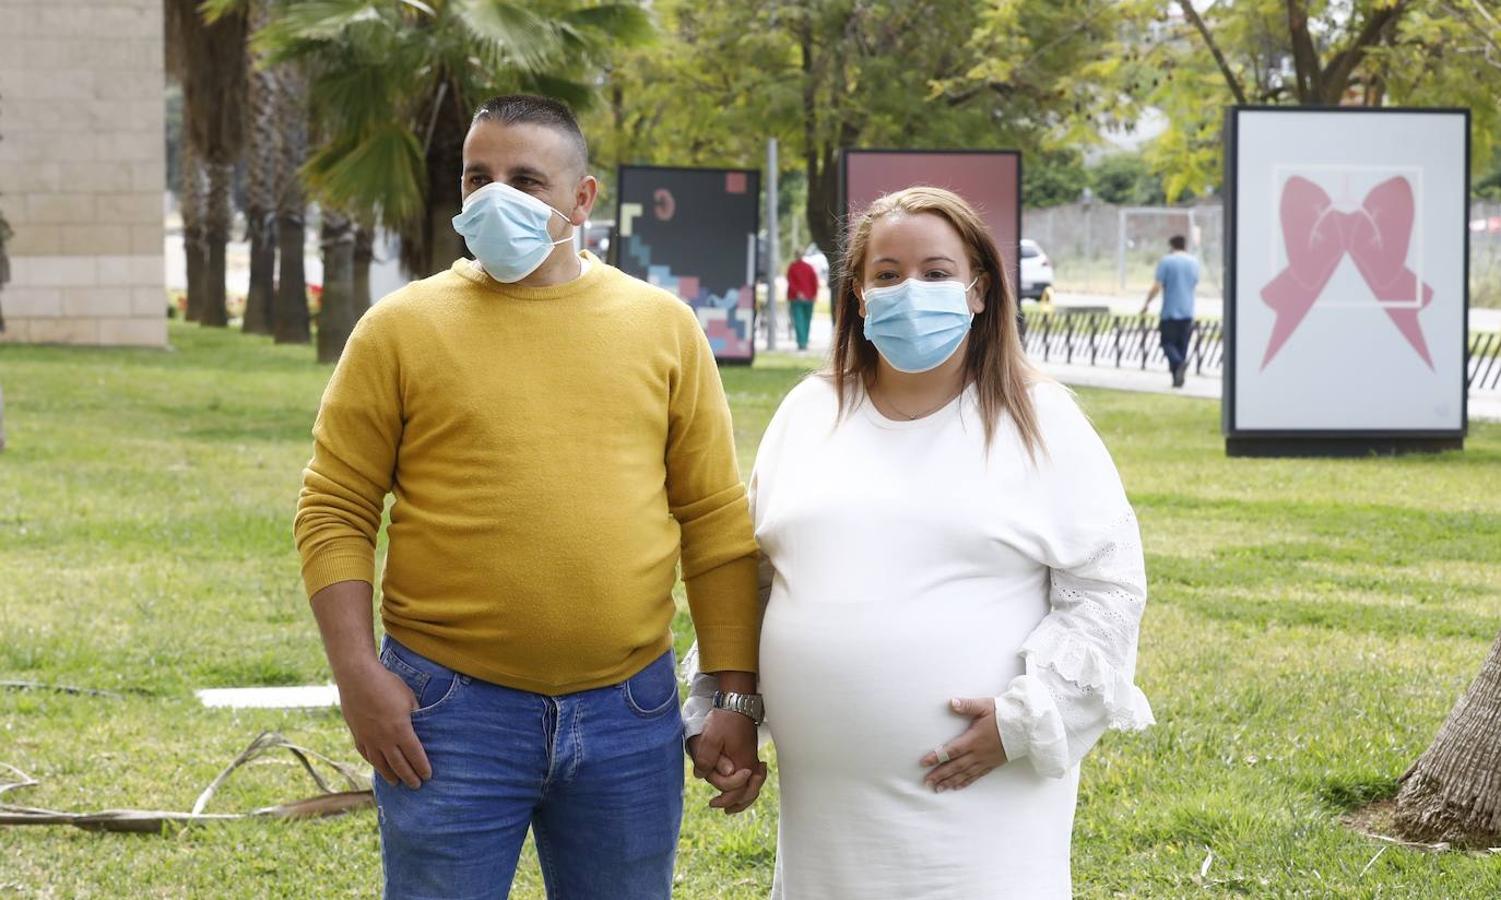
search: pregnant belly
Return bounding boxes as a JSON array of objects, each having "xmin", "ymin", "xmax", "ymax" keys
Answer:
[{"xmin": 759, "ymin": 585, "xmax": 1043, "ymax": 785}]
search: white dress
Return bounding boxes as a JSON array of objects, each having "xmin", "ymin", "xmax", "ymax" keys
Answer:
[{"xmin": 684, "ymin": 377, "xmax": 1153, "ymax": 899}]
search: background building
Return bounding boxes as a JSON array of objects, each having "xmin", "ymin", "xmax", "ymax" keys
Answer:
[{"xmin": 0, "ymin": 0, "xmax": 167, "ymax": 347}]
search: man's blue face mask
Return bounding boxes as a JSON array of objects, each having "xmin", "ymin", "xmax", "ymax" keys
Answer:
[
  {"xmin": 861, "ymin": 277, "xmax": 978, "ymax": 373},
  {"xmin": 452, "ymin": 181, "xmax": 574, "ymax": 283}
]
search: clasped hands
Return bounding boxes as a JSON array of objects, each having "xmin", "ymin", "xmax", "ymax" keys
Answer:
[{"xmin": 687, "ymin": 708, "xmax": 766, "ymax": 814}]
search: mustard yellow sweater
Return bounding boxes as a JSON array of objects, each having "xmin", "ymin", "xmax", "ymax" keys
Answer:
[{"xmin": 294, "ymin": 253, "xmax": 760, "ymax": 694}]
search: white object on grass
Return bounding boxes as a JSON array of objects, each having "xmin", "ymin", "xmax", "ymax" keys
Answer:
[{"xmin": 195, "ymin": 684, "xmax": 341, "ymax": 709}]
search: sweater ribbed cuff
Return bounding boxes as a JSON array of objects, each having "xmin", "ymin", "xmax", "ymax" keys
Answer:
[
  {"xmin": 685, "ymin": 555, "xmax": 761, "ymax": 674},
  {"xmin": 301, "ymin": 550, "xmax": 375, "ymax": 599}
]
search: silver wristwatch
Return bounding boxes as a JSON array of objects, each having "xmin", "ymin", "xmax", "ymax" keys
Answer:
[{"xmin": 712, "ymin": 690, "xmax": 765, "ymax": 726}]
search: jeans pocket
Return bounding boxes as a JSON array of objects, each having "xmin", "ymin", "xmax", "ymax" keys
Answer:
[
  {"xmin": 622, "ymin": 651, "xmax": 679, "ymax": 718},
  {"xmin": 379, "ymin": 640, "xmax": 462, "ymax": 718}
]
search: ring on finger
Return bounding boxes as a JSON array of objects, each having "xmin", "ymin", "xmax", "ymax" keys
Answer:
[{"xmin": 934, "ymin": 744, "xmax": 951, "ymax": 765}]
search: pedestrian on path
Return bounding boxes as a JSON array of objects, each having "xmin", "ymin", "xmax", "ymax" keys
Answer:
[
  {"xmin": 1140, "ymin": 235, "xmax": 1200, "ymax": 388},
  {"xmin": 787, "ymin": 254, "xmax": 819, "ymax": 351}
]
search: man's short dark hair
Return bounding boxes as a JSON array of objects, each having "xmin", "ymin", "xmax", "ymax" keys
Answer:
[
  {"xmin": 473, "ymin": 94, "xmax": 589, "ymax": 175},
  {"xmin": 1169, "ymin": 235, "xmax": 1187, "ymax": 251}
]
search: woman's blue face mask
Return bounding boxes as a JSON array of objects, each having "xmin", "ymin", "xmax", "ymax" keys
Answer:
[
  {"xmin": 452, "ymin": 181, "xmax": 574, "ymax": 283},
  {"xmin": 861, "ymin": 277, "xmax": 978, "ymax": 373}
]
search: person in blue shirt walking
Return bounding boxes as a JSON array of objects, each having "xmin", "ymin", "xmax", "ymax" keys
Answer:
[{"xmin": 1140, "ymin": 235, "xmax": 1200, "ymax": 388}]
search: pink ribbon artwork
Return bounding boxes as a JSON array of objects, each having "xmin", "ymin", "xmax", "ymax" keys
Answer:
[{"xmin": 1259, "ymin": 175, "xmax": 1433, "ymax": 370}]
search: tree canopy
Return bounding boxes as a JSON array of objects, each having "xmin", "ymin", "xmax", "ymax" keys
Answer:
[
  {"xmin": 228, "ymin": 0, "xmax": 653, "ymax": 275},
  {"xmin": 1146, "ymin": 0, "xmax": 1501, "ymax": 198},
  {"xmin": 587, "ymin": 0, "xmax": 1501, "ymax": 226},
  {"xmin": 189, "ymin": 0, "xmax": 1501, "ymax": 274}
]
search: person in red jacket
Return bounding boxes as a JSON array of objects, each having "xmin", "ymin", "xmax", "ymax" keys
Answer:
[{"xmin": 786, "ymin": 255, "xmax": 819, "ymax": 350}]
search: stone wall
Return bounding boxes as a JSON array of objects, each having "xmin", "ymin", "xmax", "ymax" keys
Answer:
[{"xmin": 0, "ymin": 0, "xmax": 168, "ymax": 346}]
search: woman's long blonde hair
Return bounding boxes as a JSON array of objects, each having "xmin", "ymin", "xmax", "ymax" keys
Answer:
[{"xmin": 830, "ymin": 185, "xmax": 1045, "ymax": 457}]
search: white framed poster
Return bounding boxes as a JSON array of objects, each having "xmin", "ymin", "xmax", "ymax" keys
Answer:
[{"xmin": 1224, "ymin": 107, "xmax": 1469, "ymax": 456}]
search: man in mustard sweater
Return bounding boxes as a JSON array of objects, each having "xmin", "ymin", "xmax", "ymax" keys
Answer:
[{"xmin": 294, "ymin": 95, "xmax": 765, "ymax": 899}]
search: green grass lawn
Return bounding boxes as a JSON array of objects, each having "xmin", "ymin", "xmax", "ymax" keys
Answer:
[{"xmin": 2, "ymin": 322, "xmax": 1500, "ymax": 897}]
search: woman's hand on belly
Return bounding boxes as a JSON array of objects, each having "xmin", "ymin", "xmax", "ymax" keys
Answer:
[{"xmin": 920, "ymin": 697, "xmax": 1009, "ymax": 792}]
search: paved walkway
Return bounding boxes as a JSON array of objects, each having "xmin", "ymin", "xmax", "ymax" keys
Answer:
[{"xmin": 1032, "ymin": 360, "xmax": 1501, "ymax": 424}]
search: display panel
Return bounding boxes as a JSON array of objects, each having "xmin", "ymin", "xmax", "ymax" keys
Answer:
[
  {"xmin": 841, "ymin": 150, "xmax": 1022, "ymax": 296},
  {"xmin": 1225, "ymin": 107, "xmax": 1468, "ymax": 452},
  {"xmin": 614, "ymin": 166, "xmax": 761, "ymax": 363}
]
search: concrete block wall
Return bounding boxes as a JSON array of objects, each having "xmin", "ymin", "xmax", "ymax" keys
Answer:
[{"xmin": 0, "ymin": 0, "xmax": 168, "ymax": 347}]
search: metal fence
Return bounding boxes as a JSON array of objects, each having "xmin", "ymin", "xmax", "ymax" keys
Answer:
[
  {"xmin": 1021, "ymin": 312, "xmax": 1501, "ymax": 391},
  {"xmin": 1025, "ymin": 200, "xmax": 1501, "ymax": 309},
  {"xmin": 1023, "ymin": 202, "xmax": 1225, "ymax": 296},
  {"xmin": 1472, "ymin": 331, "xmax": 1501, "ymax": 390},
  {"xmin": 1471, "ymin": 201, "xmax": 1501, "ymax": 309}
]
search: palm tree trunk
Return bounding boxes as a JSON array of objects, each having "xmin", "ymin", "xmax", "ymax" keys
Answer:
[
  {"xmin": 274, "ymin": 209, "xmax": 309, "ymax": 344},
  {"xmin": 428, "ymin": 177, "xmax": 464, "ymax": 276},
  {"xmin": 169, "ymin": 0, "xmax": 246, "ymax": 326},
  {"xmin": 241, "ymin": 0, "xmax": 278, "ymax": 336},
  {"xmin": 1394, "ymin": 629, "xmax": 1501, "ymax": 847},
  {"xmin": 401, "ymin": 79, "xmax": 466, "ymax": 279},
  {"xmin": 1, "ymin": 207, "xmax": 12, "ymax": 334},
  {"xmin": 200, "ymin": 160, "xmax": 233, "ymax": 328},
  {"xmin": 353, "ymin": 224, "xmax": 375, "ymax": 315},
  {"xmin": 245, "ymin": 204, "xmax": 278, "ymax": 334},
  {"xmin": 181, "ymin": 136, "xmax": 209, "ymax": 323},
  {"xmin": 317, "ymin": 208, "xmax": 357, "ymax": 364},
  {"xmin": 273, "ymin": 65, "xmax": 310, "ymax": 345}
]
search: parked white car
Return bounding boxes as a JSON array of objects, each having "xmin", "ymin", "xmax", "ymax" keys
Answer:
[{"xmin": 1019, "ymin": 238, "xmax": 1054, "ymax": 303}]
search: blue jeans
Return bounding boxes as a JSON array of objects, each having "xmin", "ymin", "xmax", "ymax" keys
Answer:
[
  {"xmin": 1159, "ymin": 318, "xmax": 1193, "ymax": 371},
  {"xmin": 372, "ymin": 637, "xmax": 685, "ymax": 899}
]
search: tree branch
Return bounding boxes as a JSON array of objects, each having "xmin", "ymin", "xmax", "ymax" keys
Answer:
[
  {"xmin": 1284, "ymin": 0, "xmax": 1322, "ymax": 103},
  {"xmin": 943, "ymin": 83, "xmax": 985, "ymax": 106},
  {"xmin": 1319, "ymin": 0, "xmax": 1411, "ymax": 105},
  {"xmin": 943, "ymin": 6, "xmax": 1135, "ymax": 109},
  {"xmin": 1177, "ymin": 0, "xmax": 1248, "ymax": 104},
  {"xmin": 1440, "ymin": 0, "xmax": 1501, "ymax": 65},
  {"xmin": 1468, "ymin": 0, "xmax": 1499, "ymax": 32}
]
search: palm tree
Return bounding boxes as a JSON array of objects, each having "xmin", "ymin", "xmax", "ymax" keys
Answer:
[
  {"xmin": 0, "ymin": 121, "xmax": 7, "ymax": 442},
  {"xmin": 178, "ymin": 130, "xmax": 209, "ymax": 322},
  {"xmin": 306, "ymin": 97, "xmax": 358, "ymax": 363},
  {"xmin": 241, "ymin": 0, "xmax": 280, "ymax": 335},
  {"xmin": 253, "ymin": 0, "xmax": 654, "ymax": 284},
  {"xmin": 167, "ymin": 0, "xmax": 250, "ymax": 328},
  {"xmin": 0, "ymin": 209, "xmax": 10, "ymax": 336},
  {"xmin": 1, "ymin": 98, "xmax": 9, "ymax": 335},
  {"xmin": 200, "ymin": 157, "xmax": 236, "ymax": 328},
  {"xmin": 317, "ymin": 206, "xmax": 357, "ymax": 363},
  {"xmin": 1394, "ymin": 630, "xmax": 1501, "ymax": 847},
  {"xmin": 0, "ymin": 185, "xmax": 7, "ymax": 447},
  {"xmin": 353, "ymin": 223, "xmax": 375, "ymax": 313},
  {"xmin": 272, "ymin": 63, "xmax": 312, "ymax": 345}
]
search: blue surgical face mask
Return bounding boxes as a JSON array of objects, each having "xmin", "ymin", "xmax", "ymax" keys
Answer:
[
  {"xmin": 451, "ymin": 181, "xmax": 574, "ymax": 283},
  {"xmin": 861, "ymin": 277, "xmax": 978, "ymax": 373}
]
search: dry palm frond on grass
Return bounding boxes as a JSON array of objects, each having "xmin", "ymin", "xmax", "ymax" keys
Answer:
[{"xmin": 0, "ymin": 731, "xmax": 371, "ymax": 834}]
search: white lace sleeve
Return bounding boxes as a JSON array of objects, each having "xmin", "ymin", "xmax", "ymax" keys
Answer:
[
  {"xmin": 993, "ymin": 385, "xmax": 1154, "ymax": 778},
  {"xmin": 679, "ymin": 648, "xmax": 715, "ymax": 740}
]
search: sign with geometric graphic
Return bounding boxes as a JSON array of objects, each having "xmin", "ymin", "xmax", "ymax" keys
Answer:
[
  {"xmin": 841, "ymin": 150, "xmax": 1022, "ymax": 300},
  {"xmin": 614, "ymin": 165, "xmax": 760, "ymax": 363},
  {"xmin": 1224, "ymin": 107, "xmax": 1469, "ymax": 455}
]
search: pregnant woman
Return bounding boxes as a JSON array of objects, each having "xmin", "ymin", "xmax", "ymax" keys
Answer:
[{"xmin": 684, "ymin": 185, "xmax": 1153, "ymax": 898}]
